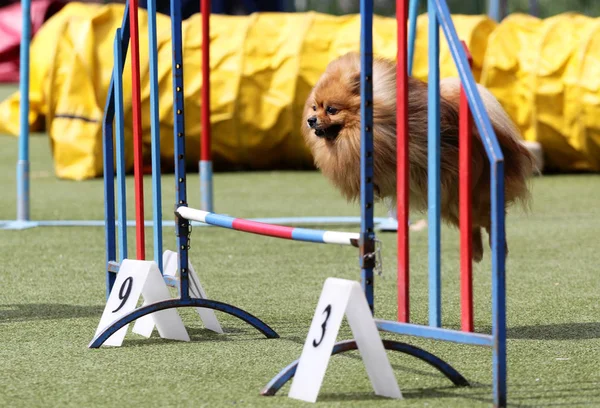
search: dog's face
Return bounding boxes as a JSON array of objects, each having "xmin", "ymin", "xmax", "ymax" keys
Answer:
[
  {"xmin": 301, "ymin": 52, "xmax": 399, "ymax": 202},
  {"xmin": 303, "ymin": 56, "xmax": 362, "ymax": 144},
  {"xmin": 305, "ymin": 83, "xmax": 360, "ymax": 142}
]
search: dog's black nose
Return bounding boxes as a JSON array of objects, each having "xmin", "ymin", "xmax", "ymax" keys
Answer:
[{"xmin": 307, "ymin": 116, "xmax": 317, "ymax": 128}]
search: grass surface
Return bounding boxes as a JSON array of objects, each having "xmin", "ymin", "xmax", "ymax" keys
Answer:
[{"xmin": 1, "ymin": 83, "xmax": 599, "ymax": 407}]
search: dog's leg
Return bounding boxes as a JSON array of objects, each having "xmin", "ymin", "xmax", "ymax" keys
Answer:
[
  {"xmin": 472, "ymin": 228, "xmax": 484, "ymax": 263},
  {"xmin": 485, "ymin": 224, "xmax": 509, "ymax": 259}
]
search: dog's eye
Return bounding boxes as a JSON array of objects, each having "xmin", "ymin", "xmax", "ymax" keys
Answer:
[
  {"xmin": 312, "ymin": 105, "xmax": 317, "ymax": 111},
  {"xmin": 326, "ymin": 106, "xmax": 338, "ymax": 115}
]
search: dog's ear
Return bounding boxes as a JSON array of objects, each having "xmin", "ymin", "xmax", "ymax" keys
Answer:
[{"xmin": 349, "ymin": 73, "xmax": 361, "ymax": 95}]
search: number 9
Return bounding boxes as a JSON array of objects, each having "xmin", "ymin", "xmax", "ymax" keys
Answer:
[{"xmin": 112, "ymin": 277, "xmax": 133, "ymax": 313}]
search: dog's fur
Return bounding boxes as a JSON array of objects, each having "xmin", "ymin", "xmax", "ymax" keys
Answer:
[{"xmin": 302, "ymin": 52, "xmax": 535, "ymax": 262}]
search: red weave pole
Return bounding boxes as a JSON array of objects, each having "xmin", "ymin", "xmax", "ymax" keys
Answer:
[
  {"xmin": 459, "ymin": 40, "xmax": 473, "ymax": 332},
  {"xmin": 130, "ymin": 0, "xmax": 146, "ymax": 260},
  {"xmin": 201, "ymin": 0, "xmax": 211, "ymax": 161},
  {"xmin": 397, "ymin": 0, "xmax": 410, "ymax": 323}
]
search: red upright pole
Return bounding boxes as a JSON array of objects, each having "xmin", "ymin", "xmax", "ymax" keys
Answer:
[
  {"xmin": 397, "ymin": 0, "xmax": 410, "ymax": 323},
  {"xmin": 459, "ymin": 40, "xmax": 473, "ymax": 332},
  {"xmin": 201, "ymin": 0, "xmax": 211, "ymax": 162},
  {"xmin": 130, "ymin": 0, "xmax": 146, "ymax": 260}
]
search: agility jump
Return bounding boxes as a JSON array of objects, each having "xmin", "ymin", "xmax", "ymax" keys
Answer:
[{"xmin": 262, "ymin": 0, "xmax": 508, "ymax": 406}]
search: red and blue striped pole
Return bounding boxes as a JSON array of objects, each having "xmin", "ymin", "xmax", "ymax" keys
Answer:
[{"xmin": 177, "ymin": 207, "xmax": 360, "ymax": 246}]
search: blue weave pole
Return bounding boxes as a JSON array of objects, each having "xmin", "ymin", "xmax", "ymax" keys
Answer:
[
  {"xmin": 359, "ymin": 0, "xmax": 375, "ymax": 314},
  {"xmin": 488, "ymin": 0, "xmax": 504, "ymax": 21},
  {"xmin": 170, "ymin": 0, "xmax": 191, "ymax": 300},
  {"xmin": 200, "ymin": 161, "xmax": 213, "ymax": 212},
  {"xmin": 427, "ymin": 0, "xmax": 442, "ymax": 328},
  {"xmin": 147, "ymin": 0, "xmax": 164, "ymax": 273},
  {"xmin": 434, "ymin": 0, "xmax": 506, "ymax": 405},
  {"xmin": 113, "ymin": 29, "xmax": 128, "ymax": 262},
  {"xmin": 102, "ymin": 2, "xmax": 130, "ymax": 297},
  {"xmin": 407, "ymin": 0, "xmax": 419, "ymax": 75},
  {"xmin": 17, "ymin": 0, "xmax": 31, "ymax": 223}
]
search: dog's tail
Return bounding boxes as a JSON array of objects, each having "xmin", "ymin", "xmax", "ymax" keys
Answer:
[{"xmin": 440, "ymin": 78, "xmax": 536, "ymax": 208}]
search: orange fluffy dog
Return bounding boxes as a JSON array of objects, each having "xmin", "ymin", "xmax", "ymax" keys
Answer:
[{"xmin": 302, "ymin": 52, "xmax": 534, "ymax": 262}]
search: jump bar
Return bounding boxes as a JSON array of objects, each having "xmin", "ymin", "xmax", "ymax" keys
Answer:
[{"xmin": 177, "ymin": 207, "xmax": 360, "ymax": 247}]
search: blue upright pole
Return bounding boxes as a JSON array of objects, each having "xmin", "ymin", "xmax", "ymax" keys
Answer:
[
  {"xmin": 488, "ymin": 0, "xmax": 501, "ymax": 21},
  {"xmin": 407, "ymin": 0, "xmax": 419, "ymax": 76},
  {"xmin": 102, "ymin": 2, "xmax": 131, "ymax": 297},
  {"xmin": 171, "ymin": 0, "xmax": 191, "ymax": 300},
  {"xmin": 114, "ymin": 30, "xmax": 128, "ymax": 263},
  {"xmin": 147, "ymin": 0, "xmax": 164, "ymax": 272},
  {"xmin": 359, "ymin": 0, "xmax": 376, "ymax": 313},
  {"xmin": 17, "ymin": 0, "xmax": 31, "ymax": 223},
  {"xmin": 492, "ymin": 162, "xmax": 507, "ymax": 407},
  {"xmin": 529, "ymin": 0, "xmax": 539, "ymax": 17},
  {"xmin": 427, "ymin": 0, "xmax": 441, "ymax": 328}
]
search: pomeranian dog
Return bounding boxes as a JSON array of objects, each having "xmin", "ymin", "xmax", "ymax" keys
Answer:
[{"xmin": 302, "ymin": 52, "xmax": 535, "ymax": 262}]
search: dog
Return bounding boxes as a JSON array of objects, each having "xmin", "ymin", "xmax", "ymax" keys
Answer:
[{"xmin": 302, "ymin": 52, "xmax": 535, "ymax": 262}]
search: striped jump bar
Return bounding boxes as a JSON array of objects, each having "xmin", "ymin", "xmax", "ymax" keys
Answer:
[{"xmin": 177, "ymin": 207, "xmax": 360, "ymax": 247}]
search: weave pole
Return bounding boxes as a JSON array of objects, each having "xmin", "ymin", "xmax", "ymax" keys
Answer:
[
  {"xmin": 170, "ymin": 0, "xmax": 190, "ymax": 300},
  {"xmin": 200, "ymin": 0, "xmax": 214, "ymax": 212},
  {"xmin": 102, "ymin": 4, "xmax": 130, "ymax": 296},
  {"xmin": 407, "ymin": 0, "xmax": 419, "ymax": 76},
  {"xmin": 17, "ymin": 0, "xmax": 31, "ymax": 223},
  {"xmin": 147, "ymin": 0, "xmax": 163, "ymax": 271},
  {"xmin": 396, "ymin": 0, "xmax": 410, "ymax": 323},
  {"xmin": 114, "ymin": 30, "xmax": 128, "ymax": 262},
  {"xmin": 459, "ymin": 41, "xmax": 474, "ymax": 332},
  {"xmin": 427, "ymin": 0, "xmax": 442, "ymax": 328},
  {"xmin": 359, "ymin": 0, "xmax": 376, "ymax": 313},
  {"xmin": 130, "ymin": 0, "xmax": 146, "ymax": 260}
]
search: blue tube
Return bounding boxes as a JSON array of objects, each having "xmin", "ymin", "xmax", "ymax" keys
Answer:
[{"xmin": 17, "ymin": 0, "xmax": 31, "ymax": 222}]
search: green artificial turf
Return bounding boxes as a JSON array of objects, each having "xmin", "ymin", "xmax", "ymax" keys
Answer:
[{"xmin": 1, "ymin": 83, "xmax": 599, "ymax": 407}]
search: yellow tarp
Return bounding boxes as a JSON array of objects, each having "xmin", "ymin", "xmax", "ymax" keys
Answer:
[
  {"xmin": 480, "ymin": 13, "xmax": 600, "ymax": 172},
  {"xmin": 7, "ymin": 5, "xmax": 600, "ymax": 177},
  {"xmin": 0, "ymin": 3, "xmax": 495, "ymax": 180}
]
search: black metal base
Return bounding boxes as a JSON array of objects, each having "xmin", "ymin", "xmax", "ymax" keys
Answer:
[
  {"xmin": 261, "ymin": 339, "xmax": 469, "ymax": 396},
  {"xmin": 88, "ymin": 298, "xmax": 279, "ymax": 348}
]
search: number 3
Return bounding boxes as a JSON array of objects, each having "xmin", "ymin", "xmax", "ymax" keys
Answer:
[
  {"xmin": 112, "ymin": 277, "xmax": 133, "ymax": 313},
  {"xmin": 312, "ymin": 304, "xmax": 332, "ymax": 347}
]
